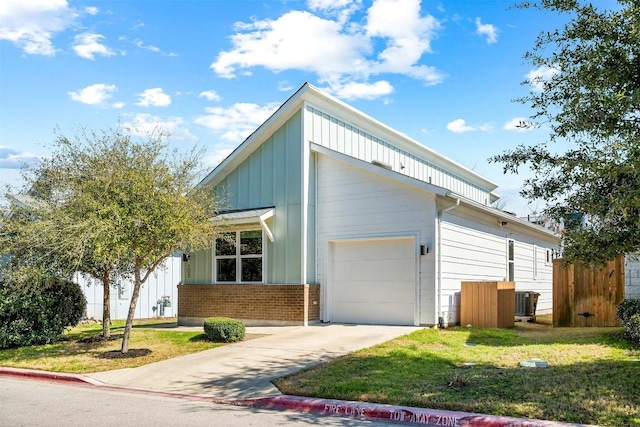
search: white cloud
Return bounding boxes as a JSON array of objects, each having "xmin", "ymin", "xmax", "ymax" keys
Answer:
[
  {"xmin": 194, "ymin": 102, "xmax": 280, "ymax": 143},
  {"xmin": 203, "ymin": 147, "xmax": 235, "ymax": 168},
  {"xmin": 134, "ymin": 38, "xmax": 160, "ymax": 52},
  {"xmin": 135, "ymin": 88, "xmax": 172, "ymax": 107},
  {"xmin": 112, "ymin": 101, "xmax": 124, "ymax": 109},
  {"xmin": 330, "ymin": 80, "xmax": 393, "ymax": 100},
  {"xmin": 0, "ymin": 146, "xmax": 39, "ymax": 169},
  {"xmin": 526, "ymin": 65, "xmax": 560, "ymax": 92},
  {"xmin": 124, "ymin": 113, "xmax": 197, "ymax": 141},
  {"xmin": 446, "ymin": 118, "xmax": 492, "ymax": 133},
  {"xmin": 68, "ymin": 83, "xmax": 117, "ymax": 105},
  {"xmin": 0, "ymin": 0, "xmax": 77, "ymax": 55},
  {"xmin": 475, "ymin": 17, "xmax": 497, "ymax": 44},
  {"xmin": 72, "ymin": 33, "xmax": 115, "ymax": 59},
  {"xmin": 504, "ymin": 117, "xmax": 534, "ymax": 132},
  {"xmin": 85, "ymin": 6, "xmax": 99, "ymax": 15},
  {"xmin": 199, "ymin": 90, "xmax": 221, "ymax": 101},
  {"xmin": 210, "ymin": 0, "xmax": 443, "ymax": 100},
  {"xmin": 277, "ymin": 81, "xmax": 294, "ymax": 92}
]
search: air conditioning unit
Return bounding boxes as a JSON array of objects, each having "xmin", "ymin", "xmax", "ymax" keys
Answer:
[{"xmin": 515, "ymin": 291, "xmax": 540, "ymax": 317}]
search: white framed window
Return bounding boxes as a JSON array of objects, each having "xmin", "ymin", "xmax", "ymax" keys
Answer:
[
  {"xmin": 507, "ymin": 239, "xmax": 515, "ymax": 282},
  {"xmin": 117, "ymin": 280, "xmax": 128, "ymax": 300},
  {"xmin": 214, "ymin": 230, "xmax": 263, "ymax": 283}
]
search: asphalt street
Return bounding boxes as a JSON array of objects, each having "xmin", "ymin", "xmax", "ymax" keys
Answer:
[{"xmin": 0, "ymin": 377, "xmax": 398, "ymax": 427}]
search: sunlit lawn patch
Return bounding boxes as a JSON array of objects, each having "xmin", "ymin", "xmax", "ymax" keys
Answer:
[{"xmin": 275, "ymin": 316, "xmax": 640, "ymax": 427}]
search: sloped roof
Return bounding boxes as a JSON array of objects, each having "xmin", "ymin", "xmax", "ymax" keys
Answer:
[{"xmin": 197, "ymin": 83, "xmax": 498, "ymax": 192}]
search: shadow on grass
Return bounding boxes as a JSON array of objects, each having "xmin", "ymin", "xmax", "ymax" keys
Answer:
[{"xmin": 97, "ymin": 349, "xmax": 152, "ymax": 359}]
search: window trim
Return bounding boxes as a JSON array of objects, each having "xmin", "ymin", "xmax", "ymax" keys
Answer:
[
  {"xmin": 507, "ymin": 239, "xmax": 515, "ymax": 282},
  {"xmin": 533, "ymin": 244, "xmax": 538, "ymax": 280},
  {"xmin": 213, "ymin": 228, "xmax": 265, "ymax": 284}
]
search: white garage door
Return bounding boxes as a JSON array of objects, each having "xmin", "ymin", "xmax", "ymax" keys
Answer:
[{"xmin": 330, "ymin": 237, "xmax": 416, "ymax": 325}]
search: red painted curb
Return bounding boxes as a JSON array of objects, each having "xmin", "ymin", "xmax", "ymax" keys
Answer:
[
  {"xmin": 1, "ymin": 368, "xmax": 600, "ymax": 427},
  {"xmin": 0, "ymin": 367, "xmax": 94, "ymax": 385},
  {"xmin": 235, "ymin": 395, "xmax": 600, "ymax": 427}
]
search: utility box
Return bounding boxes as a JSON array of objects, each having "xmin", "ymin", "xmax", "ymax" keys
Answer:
[
  {"xmin": 461, "ymin": 281, "xmax": 515, "ymax": 328},
  {"xmin": 515, "ymin": 291, "xmax": 539, "ymax": 317}
]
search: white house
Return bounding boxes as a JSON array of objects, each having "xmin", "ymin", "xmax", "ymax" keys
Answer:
[
  {"xmin": 625, "ymin": 256, "xmax": 640, "ymax": 299},
  {"xmin": 76, "ymin": 254, "xmax": 181, "ymax": 320},
  {"xmin": 178, "ymin": 83, "xmax": 561, "ymax": 327}
]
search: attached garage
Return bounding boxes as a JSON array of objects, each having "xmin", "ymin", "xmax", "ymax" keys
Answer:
[{"xmin": 328, "ymin": 237, "xmax": 417, "ymax": 325}]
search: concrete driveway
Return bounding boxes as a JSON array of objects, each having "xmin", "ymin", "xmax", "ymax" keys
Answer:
[{"xmin": 86, "ymin": 323, "xmax": 422, "ymax": 399}]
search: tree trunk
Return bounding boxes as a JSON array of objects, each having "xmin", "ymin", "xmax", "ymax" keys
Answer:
[
  {"xmin": 120, "ymin": 261, "xmax": 142, "ymax": 354},
  {"xmin": 101, "ymin": 271, "xmax": 111, "ymax": 339}
]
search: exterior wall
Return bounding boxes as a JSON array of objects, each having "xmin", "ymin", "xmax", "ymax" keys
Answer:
[
  {"xmin": 316, "ymin": 154, "xmax": 438, "ymax": 325},
  {"xmin": 77, "ymin": 254, "xmax": 181, "ymax": 320},
  {"xmin": 305, "ymin": 105, "xmax": 492, "ymax": 205},
  {"xmin": 186, "ymin": 110, "xmax": 305, "ymax": 284},
  {"xmin": 439, "ymin": 205, "xmax": 558, "ymax": 325},
  {"xmin": 177, "ymin": 284, "xmax": 320, "ymax": 326},
  {"xmin": 625, "ymin": 255, "xmax": 640, "ymax": 299}
]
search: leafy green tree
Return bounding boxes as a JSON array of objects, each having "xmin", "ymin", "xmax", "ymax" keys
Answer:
[
  {"xmin": 1, "ymin": 127, "xmax": 220, "ymax": 353},
  {"xmin": 491, "ymin": 0, "xmax": 640, "ymax": 265}
]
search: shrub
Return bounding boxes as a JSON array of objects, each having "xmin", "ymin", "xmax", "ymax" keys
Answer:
[
  {"xmin": 203, "ymin": 317, "xmax": 245, "ymax": 343},
  {"xmin": 616, "ymin": 298, "xmax": 640, "ymax": 347},
  {"xmin": 0, "ymin": 277, "xmax": 86, "ymax": 348}
]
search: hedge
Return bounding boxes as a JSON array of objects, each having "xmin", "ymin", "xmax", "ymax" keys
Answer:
[
  {"xmin": 0, "ymin": 277, "xmax": 86, "ymax": 348},
  {"xmin": 616, "ymin": 298, "xmax": 640, "ymax": 347},
  {"xmin": 203, "ymin": 317, "xmax": 245, "ymax": 343}
]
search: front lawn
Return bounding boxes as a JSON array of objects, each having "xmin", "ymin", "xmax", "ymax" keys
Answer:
[
  {"xmin": 0, "ymin": 318, "xmax": 222, "ymax": 373},
  {"xmin": 274, "ymin": 316, "xmax": 640, "ymax": 427}
]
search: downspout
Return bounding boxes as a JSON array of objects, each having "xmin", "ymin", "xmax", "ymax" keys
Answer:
[{"xmin": 437, "ymin": 196, "xmax": 460, "ymax": 328}]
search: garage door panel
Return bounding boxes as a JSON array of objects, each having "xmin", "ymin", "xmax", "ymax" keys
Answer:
[
  {"xmin": 333, "ymin": 302, "xmax": 414, "ymax": 325},
  {"xmin": 331, "ymin": 237, "xmax": 416, "ymax": 325},
  {"xmin": 333, "ymin": 280, "xmax": 414, "ymax": 303},
  {"xmin": 332, "ymin": 259, "xmax": 415, "ymax": 282}
]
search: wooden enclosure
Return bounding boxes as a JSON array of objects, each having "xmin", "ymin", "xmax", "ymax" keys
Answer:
[
  {"xmin": 553, "ymin": 256, "xmax": 625, "ymax": 327},
  {"xmin": 461, "ymin": 281, "xmax": 515, "ymax": 328}
]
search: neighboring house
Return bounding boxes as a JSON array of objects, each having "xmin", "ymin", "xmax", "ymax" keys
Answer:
[
  {"xmin": 75, "ymin": 254, "xmax": 181, "ymax": 320},
  {"xmin": 625, "ymin": 256, "xmax": 640, "ymax": 299},
  {"xmin": 179, "ymin": 83, "xmax": 561, "ymax": 327}
]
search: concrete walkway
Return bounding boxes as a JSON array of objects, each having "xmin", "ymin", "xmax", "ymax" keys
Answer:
[{"xmin": 86, "ymin": 323, "xmax": 422, "ymax": 399}]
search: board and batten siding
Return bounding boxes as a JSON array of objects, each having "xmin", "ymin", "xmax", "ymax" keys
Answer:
[
  {"xmin": 305, "ymin": 105, "xmax": 491, "ymax": 205},
  {"xmin": 316, "ymin": 154, "xmax": 438, "ymax": 325},
  {"xmin": 77, "ymin": 254, "xmax": 181, "ymax": 320},
  {"xmin": 439, "ymin": 206, "xmax": 556, "ymax": 325},
  {"xmin": 186, "ymin": 111, "xmax": 306, "ymax": 284}
]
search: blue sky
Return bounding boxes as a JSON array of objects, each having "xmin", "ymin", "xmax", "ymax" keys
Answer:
[{"xmin": 0, "ymin": 0, "xmax": 569, "ymax": 216}]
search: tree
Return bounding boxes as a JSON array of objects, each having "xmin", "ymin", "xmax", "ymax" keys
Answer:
[
  {"xmin": 490, "ymin": 0, "xmax": 640, "ymax": 265},
  {"xmin": 1, "ymin": 127, "xmax": 220, "ymax": 353}
]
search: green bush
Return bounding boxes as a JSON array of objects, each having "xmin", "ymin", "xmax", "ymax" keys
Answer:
[
  {"xmin": 203, "ymin": 317, "xmax": 245, "ymax": 343},
  {"xmin": 0, "ymin": 277, "xmax": 86, "ymax": 348},
  {"xmin": 616, "ymin": 298, "xmax": 640, "ymax": 347}
]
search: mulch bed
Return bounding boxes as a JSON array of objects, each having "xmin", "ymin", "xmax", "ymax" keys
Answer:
[{"xmin": 98, "ymin": 349, "xmax": 152, "ymax": 359}]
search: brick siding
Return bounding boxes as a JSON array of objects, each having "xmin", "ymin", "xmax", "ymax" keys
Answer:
[{"xmin": 178, "ymin": 284, "xmax": 321, "ymax": 326}]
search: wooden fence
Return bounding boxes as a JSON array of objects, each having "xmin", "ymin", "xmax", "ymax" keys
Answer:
[{"xmin": 552, "ymin": 256, "xmax": 625, "ymax": 327}]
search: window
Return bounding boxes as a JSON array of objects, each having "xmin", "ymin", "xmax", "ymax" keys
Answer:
[
  {"xmin": 117, "ymin": 280, "xmax": 128, "ymax": 300},
  {"xmin": 214, "ymin": 230, "xmax": 263, "ymax": 283},
  {"xmin": 507, "ymin": 239, "xmax": 515, "ymax": 282}
]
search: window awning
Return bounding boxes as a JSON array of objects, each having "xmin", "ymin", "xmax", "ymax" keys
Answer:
[{"xmin": 212, "ymin": 207, "xmax": 275, "ymax": 242}]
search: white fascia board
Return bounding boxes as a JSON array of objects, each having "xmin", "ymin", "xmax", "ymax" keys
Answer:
[
  {"xmin": 212, "ymin": 208, "xmax": 275, "ymax": 242},
  {"xmin": 310, "ymin": 143, "xmax": 450, "ymax": 197},
  {"xmin": 302, "ymin": 84, "xmax": 498, "ymax": 192},
  {"xmin": 259, "ymin": 209, "xmax": 275, "ymax": 242},
  {"xmin": 447, "ymin": 194, "xmax": 561, "ymax": 241}
]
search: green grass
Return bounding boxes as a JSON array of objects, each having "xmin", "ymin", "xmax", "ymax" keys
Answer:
[
  {"xmin": 0, "ymin": 318, "xmax": 222, "ymax": 373},
  {"xmin": 275, "ymin": 317, "xmax": 640, "ymax": 427}
]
